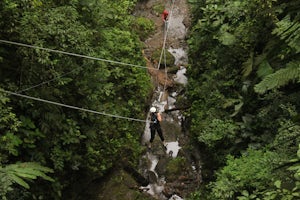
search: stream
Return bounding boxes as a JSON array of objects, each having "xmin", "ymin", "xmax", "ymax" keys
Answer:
[
  {"xmin": 140, "ymin": 45, "xmax": 195, "ymax": 200},
  {"xmin": 140, "ymin": 48, "xmax": 189, "ymax": 200},
  {"xmin": 137, "ymin": 1, "xmax": 201, "ymax": 199}
]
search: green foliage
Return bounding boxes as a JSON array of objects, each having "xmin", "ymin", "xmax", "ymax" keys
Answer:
[
  {"xmin": 166, "ymin": 157, "xmax": 187, "ymax": 178},
  {"xmin": 152, "ymin": 3, "xmax": 164, "ymax": 15},
  {"xmin": 254, "ymin": 61, "xmax": 300, "ymax": 94},
  {"xmin": 0, "ymin": 162, "xmax": 53, "ymax": 199},
  {"xmin": 197, "ymin": 119, "xmax": 238, "ymax": 148},
  {"xmin": 272, "ymin": 14, "xmax": 300, "ymax": 53},
  {"xmin": 288, "ymin": 145, "xmax": 300, "ymax": 182},
  {"xmin": 133, "ymin": 17, "xmax": 155, "ymax": 41},
  {"xmin": 209, "ymin": 149, "xmax": 281, "ymax": 199},
  {"xmin": 272, "ymin": 119, "xmax": 300, "ymax": 157},
  {"xmin": 253, "ymin": 6, "xmax": 300, "ymax": 94},
  {"xmin": 187, "ymin": 0, "xmax": 300, "ymax": 199},
  {"xmin": 152, "ymin": 48, "xmax": 175, "ymax": 67},
  {"xmin": 0, "ymin": 92, "xmax": 21, "ymax": 160},
  {"xmin": 0, "ymin": 0, "xmax": 151, "ymax": 198},
  {"xmin": 0, "ymin": 92, "xmax": 20, "ymax": 133},
  {"xmin": 237, "ymin": 145, "xmax": 300, "ymax": 200},
  {"xmin": 256, "ymin": 59, "xmax": 274, "ymax": 79}
]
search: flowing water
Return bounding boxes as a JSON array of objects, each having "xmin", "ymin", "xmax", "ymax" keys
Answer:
[
  {"xmin": 140, "ymin": 47, "xmax": 188, "ymax": 199},
  {"xmin": 138, "ymin": 1, "xmax": 198, "ymax": 199}
]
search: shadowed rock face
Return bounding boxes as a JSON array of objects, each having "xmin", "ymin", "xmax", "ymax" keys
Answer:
[
  {"xmin": 148, "ymin": 170, "xmax": 158, "ymax": 183},
  {"xmin": 124, "ymin": 165, "xmax": 149, "ymax": 186}
]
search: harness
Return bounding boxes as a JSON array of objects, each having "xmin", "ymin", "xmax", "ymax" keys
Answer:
[{"xmin": 150, "ymin": 113, "xmax": 160, "ymax": 128}]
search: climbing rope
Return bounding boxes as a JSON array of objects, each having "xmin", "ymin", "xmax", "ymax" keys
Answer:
[
  {"xmin": 156, "ymin": 0, "xmax": 175, "ymax": 70},
  {"xmin": 155, "ymin": 0, "xmax": 176, "ymax": 100}
]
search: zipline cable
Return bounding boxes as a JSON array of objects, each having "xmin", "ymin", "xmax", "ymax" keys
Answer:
[
  {"xmin": 0, "ymin": 39, "xmax": 156, "ymax": 70},
  {"xmin": 17, "ymin": 67, "xmax": 81, "ymax": 93},
  {"xmin": 0, "ymin": 89, "xmax": 148, "ymax": 123}
]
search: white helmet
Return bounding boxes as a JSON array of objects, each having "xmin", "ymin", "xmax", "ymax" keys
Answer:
[{"xmin": 150, "ymin": 107, "xmax": 156, "ymax": 113}]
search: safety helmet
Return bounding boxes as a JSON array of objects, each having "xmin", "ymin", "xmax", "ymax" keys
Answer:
[
  {"xmin": 150, "ymin": 107, "xmax": 156, "ymax": 113},
  {"xmin": 163, "ymin": 9, "xmax": 168, "ymax": 15}
]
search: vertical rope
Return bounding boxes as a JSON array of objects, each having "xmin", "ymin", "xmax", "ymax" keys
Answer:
[{"xmin": 156, "ymin": 0, "xmax": 175, "ymax": 102}]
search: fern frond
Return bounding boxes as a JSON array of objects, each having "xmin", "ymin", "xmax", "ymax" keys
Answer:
[
  {"xmin": 7, "ymin": 174, "xmax": 30, "ymax": 189},
  {"xmin": 256, "ymin": 60, "xmax": 274, "ymax": 78},
  {"xmin": 272, "ymin": 14, "xmax": 300, "ymax": 53},
  {"xmin": 254, "ymin": 61, "xmax": 300, "ymax": 94},
  {"xmin": 0, "ymin": 162, "xmax": 54, "ymax": 190}
]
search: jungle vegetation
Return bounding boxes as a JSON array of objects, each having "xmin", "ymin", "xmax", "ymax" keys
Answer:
[
  {"xmin": 1, "ymin": 0, "xmax": 300, "ymax": 199},
  {"xmin": 187, "ymin": 0, "xmax": 300, "ymax": 199},
  {"xmin": 0, "ymin": 0, "xmax": 153, "ymax": 199}
]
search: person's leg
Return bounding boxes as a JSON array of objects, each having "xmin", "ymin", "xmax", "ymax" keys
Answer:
[
  {"xmin": 157, "ymin": 127, "xmax": 164, "ymax": 142},
  {"xmin": 150, "ymin": 128, "xmax": 156, "ymax": 143}
]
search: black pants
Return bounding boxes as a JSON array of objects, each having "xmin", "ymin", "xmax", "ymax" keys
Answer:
[{"xmin": 150, "ymin": 126, "xmax": 164, "ymax": 143}]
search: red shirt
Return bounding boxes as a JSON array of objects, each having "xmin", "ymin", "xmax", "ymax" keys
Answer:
[{"xmin": 162, "ymin": 10, "xmax": 169, "ymax": 21}]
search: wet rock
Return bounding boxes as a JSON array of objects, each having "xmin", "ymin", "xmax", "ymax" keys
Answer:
[
  {"xmin": 155, "ymin": 156, "xmax": 169, "ymax": 176},
  {"xmin": 162, "ymin": 185, "xmax": 174, "ymax": 198},
  {"xmin": 163, "ymin": 183, "xmax": 184, "ymax": 198},
  {"xmin": 124, "ymin": 165, "xmax": 149, "ymax": 187},
  {"xmin": 148, "ymin": 170, "xmax": 158, "ymax": 184},
  {"xmin": 183, "ymin": 16, "xmax": 191, "ymax": 29},
  {"xmin": 161, "ymin": 121, "xmax": 180, "ymax": 141},
  {"xmin": 82, "ymin": 169, "xmax": 155, "ymax": 200}
]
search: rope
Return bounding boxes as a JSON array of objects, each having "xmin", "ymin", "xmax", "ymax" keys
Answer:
[
  {"xmin": 0, "ymin": 39, "xmax": 157, "ymax": 70},
  {"xmin": 156, "ymin": 0, "xmax": 176, "ymax": 101},
  {"xmin": 156, "ymin": 0, "xmax": 175, "ymax": 70},
  {"xmin": 163, "ymin": 42, "xmax": 168, "ymax": 92},
  {"xmin": 0, "ymin": 89, "xmax": 148, "ymax": 123}
]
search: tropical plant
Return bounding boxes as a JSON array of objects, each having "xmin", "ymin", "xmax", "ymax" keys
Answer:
[
  {"xmin": 0, "ymin": 162, "xmax": 53, "ymax": 199},
  {"xmin": 187, "ymin": 0, "xmax": 300, "ymax": 199},
  {"xmin": 0, "ymin": 0, "xmax": 152, "ymax": 198},
  {"xmin": 209, "ymin": 149, "xmax": 281, "ymax": 199}
]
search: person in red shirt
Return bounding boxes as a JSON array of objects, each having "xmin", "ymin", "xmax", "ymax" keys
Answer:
[{"xmin": 162, "ymin": 9, "xmax": 169, "ymax": 22}]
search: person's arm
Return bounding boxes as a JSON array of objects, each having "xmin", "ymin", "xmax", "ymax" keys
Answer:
[{"xmin": 157, "ymin": 113, "xmax": 162, "ymax": 122}]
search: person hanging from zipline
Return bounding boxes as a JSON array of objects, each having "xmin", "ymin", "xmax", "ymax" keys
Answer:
[{"xmin": 148, "ymin": 107, "xmax": 166, "ymax": 149}]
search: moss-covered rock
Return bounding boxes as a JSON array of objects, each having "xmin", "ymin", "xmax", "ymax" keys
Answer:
[
  {"xmin": 165, "ymin": 157, "xmax": 187, "ymax": 181},
  {"xmin": 80, "ymin": 169, "xmax": 154, "ymax": 200},
  {"xmin": 151, "ymin": 48, "xmax": 175, "ymax": 68}
]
